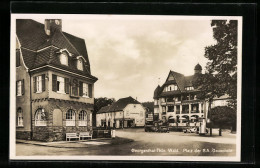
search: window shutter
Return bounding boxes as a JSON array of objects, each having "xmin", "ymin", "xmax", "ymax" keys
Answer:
[
  {"xmin": 22, "ymin": 79, "xmax": 25, "ymax": 95},
  {"xmin": 65, "ymin": 78, "xmax": 70, "ymax": 94},
  {"xmin": 75, "ymin": 81, "xmax": 79, "ymax": 96},
  {"xmin": 16, "ymin": 50, "xmax": 20, "ymax": 67},
  {"xmin": 79, "ymin": 81, "xmax": 83, "ymax": 96},
  {"xmin": 42, "ymin": 74, "xmax": 45, "ymax": 92},
  {"xmin": 33, "ymin": 77, "xmax": 36, "ymax": 93},
  {"xmin": 52, "ymin": 74, "xmax": 57, "ymax": 92},
  {"xmin": 16, "ymin": 81, "xmax": 18, "ymax": 95},
  {"xmin": 88, "ymin": 84, "xmax": 92, "ymax": 98}
]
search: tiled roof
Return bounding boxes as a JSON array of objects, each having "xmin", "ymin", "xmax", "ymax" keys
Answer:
[
  {"xmin": 16, "ymin": 19, "xmax": 48, "ymax": 51},
  {"xmin": 16, "ymin": 19, "xmax": 96, "ymax": 80},
  {"xmin": 97, "ymin": 96, "xmax": 141, "ymax": 113},
  {"xmin": 184, "ymin": 75, "xmax": 194, "ymax": 87},
  {"xmin": 97, "ymin": 106, "xmax": 111, "ymax": 114},
  {"xmin": 154, "ymin": 70, "xmax": 203, "ymax": 97},
  {"xmin": 153, "ymin": 85, "xmax": 161, "ymax": 99},
  {"xmin": 142, "ymin": 102, "xmax": 154, "ymax": 112},
  {"xmin": 63, "ymin": 32, "xmax": 91, "ymax": 73},
  {"xmin": 20, "ymin": 48, "xmax": 36, "ymax": 69},
  {"xmin": 170, "ymin": 71, "xmax": 186, "ymax": 91}
]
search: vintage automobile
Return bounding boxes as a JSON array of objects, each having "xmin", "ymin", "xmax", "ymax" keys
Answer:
[
  {"xmin": 144, "ymin": 121, "xmax": 157, "ymax": 132},
  {"xmin": 183, "ymin": 127, "xmax": 209, "ymax": 134},
  {"xmin": 145, "ymin": 120, "xmax": 169, "ymax": 133},
  {"xmin": 183, "ymin": 127, "xmax": 197, "ymax": 133}
]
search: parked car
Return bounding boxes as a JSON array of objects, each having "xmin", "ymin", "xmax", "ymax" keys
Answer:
[
  {"xmin": 183, "ymin": 127, "xmax": 197, "ymax": 133},
  {"xmin": 158, "ymin": 125, "xmax": 169, "ymax": 133},
  {"xmin": 145, "ymin": 121, "xmax": 157, "ymax": 132},
  {"xmin": 183, "ymin": 127, "xmax": 209, "ymax": 134}
]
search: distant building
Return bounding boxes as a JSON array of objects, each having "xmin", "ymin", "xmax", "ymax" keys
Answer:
[
  {"xmin": 16, "ymin": 19, "xmax": 98, "ymax": 141},
  {"xmin": 153, "ymin": 64, "xmax": 229, "ymax": 127},
  {"xmin": 96, "ymin": 97, "xmax": 146, "ymax": 128},
  {"xmin": 142, "ymin": 102, "xmax": 154, "ymax": 121}
]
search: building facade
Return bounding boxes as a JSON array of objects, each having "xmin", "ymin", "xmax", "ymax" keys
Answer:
[
  {"xmin": 153, "ymin": 64, "xmax": 229, "ymax": 127},
  {"xmin": 16, "ymin": 19, "xmax": 98, "ymax": 141},
  {"xmin": 96, "ymin": 97, "xmax": 146, "ymax": 128}
]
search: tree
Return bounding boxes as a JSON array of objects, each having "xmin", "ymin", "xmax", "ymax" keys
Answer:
[
  {"xmin": 92, "ymin": 97, "xmax": 115, "ymax": 127},
  {"xmin": 211, "ymin": 106, "xmax": 237, "ymax": 135},
  {"xmin": 205, "ymin": 20, "xmax": 238, "ymax": 107},
  {"xmin": 193, "ymin": 20, "xmax": 238, "ymax": 135}
]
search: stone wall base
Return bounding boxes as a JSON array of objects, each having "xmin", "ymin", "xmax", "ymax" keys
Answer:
[{"xmin": 16, "ymin": 131, "xmax": 31, "ymax": 140}]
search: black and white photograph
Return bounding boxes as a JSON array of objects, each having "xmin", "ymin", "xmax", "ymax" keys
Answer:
[{"xmin": 10, "ymin": 14, "xmax": 242, "ymax": 161}]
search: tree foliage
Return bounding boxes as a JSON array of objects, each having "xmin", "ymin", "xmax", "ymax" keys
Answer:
[
  {"xmin": 211, "ymin": 106, "xmax": 236, "ymax": 129},
  {"xmin": 92, "ymin": 97, "xmax": 115, "ymax": 126},
  {"xmin": 193, "ymin": 20, "xmax": 238, "ymax": 107}
]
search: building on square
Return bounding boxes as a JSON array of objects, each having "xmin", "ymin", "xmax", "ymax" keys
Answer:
[
  {"xmin": 96, "ymin": 97, "xmax": 146, "ymax": 128},
  {"xmin": 153, "ymin": 63, "xmax": 229, "ymax": 127},
  {"xmin": 15, "ymin": 19, "xmax": 98, "ymax": 141}
]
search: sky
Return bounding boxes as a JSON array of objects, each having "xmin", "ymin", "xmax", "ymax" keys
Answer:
[{"xmin": 34, "ymin": 15, "xmax": 217, "ymax": 102}]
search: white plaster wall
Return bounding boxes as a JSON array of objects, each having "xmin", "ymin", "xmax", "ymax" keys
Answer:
[{"xmin": 124, "ymin": 104, "xmax": 145, "ymax": 126}]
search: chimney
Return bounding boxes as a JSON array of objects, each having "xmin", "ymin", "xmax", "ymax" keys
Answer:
[{"xmin": 44, "ymin": 19, "xmax": 62, "ymax": 35}]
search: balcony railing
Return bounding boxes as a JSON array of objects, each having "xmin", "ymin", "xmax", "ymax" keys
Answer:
[
  {"xmin": 166, "ymin": 102, "xmax": 175, "ymax": 105},
  {"xmin": 191, "ymin": 110, "xmax": 199, "ymax": 113},
  {"xmin": 161, "ymin": 102, "xmax": 166, "ymax": 105},
  {"xmin": 167, "ymin": 111, "xmax": 174, "ymax": 113},
  {"xmin": 176, "ymin": 110, "xmax": 180, "ymax": 114}
]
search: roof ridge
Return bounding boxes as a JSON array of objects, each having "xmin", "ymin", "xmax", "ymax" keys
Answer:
[
  {"xmin": 59, "ymin": 30, "xmax": 81, "ymax": 56},
  {"xmin": 171, "ymin": 70, "xmax": 184, "ymax": 76},
  {"xmin": 63, "ymin": 31, "xmax": 85, "ymax": 41}
]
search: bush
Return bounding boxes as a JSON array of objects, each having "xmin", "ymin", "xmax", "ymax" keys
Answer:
[{"xmin": 211, "ymin": 106, "xmax": 236, "ymax": 130}]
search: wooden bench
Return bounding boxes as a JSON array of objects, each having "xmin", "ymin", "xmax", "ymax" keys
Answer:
[
  {"xmin": 66, "ymin": 133, "xmax": 80, "ymax": 141},
  {"xmin": 79, "ymin": 132, "xmax": 92, "ymax": 140}
]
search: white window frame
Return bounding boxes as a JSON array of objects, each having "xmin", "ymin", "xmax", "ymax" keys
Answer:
[
  {"xmin": 82, "ymin": 83, "xmax": 89, "ymax": 98},
  {"xmin": 17, "ymin": 80, "xmax": 22, "ymax": 96},
  {"xmin": 77, "ymin": 58, "xmax": 83, "ymax": 71},
  {"xmin": 66, "ymin": 109, "xmax": 76, "ymax": 126},
  {"xmin": 36, "ymin": 76, "xmax": 42, "ymax": 93},
  {"xmin": 60, "ymin": 53, "xmax": 68, "ymax": 66},
  {"xmin": 35, "ymin": 108, "xmax": 47, "ymax": 126},
  {"xmin": 17, "ymin": 108, "xmax": 23, "ymax": 127},
  {"xmin": 57, "ymin": 76, "xmax": 65, "ymax": 94},
  {"xmin": 79, "ymin": 111, "xmax": 87, "ymax": 126}
]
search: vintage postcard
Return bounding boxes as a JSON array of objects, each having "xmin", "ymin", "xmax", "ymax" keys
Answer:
[{"xmin": 10, "ymin": 14, "xmax": 242, "ymax": 161}]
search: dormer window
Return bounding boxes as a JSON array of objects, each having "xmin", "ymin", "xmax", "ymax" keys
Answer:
[
  {"xmin": 60, "ymin": 53, "xmax": 68, "ymax": 66},
  {"xmin": 77, "ymin": 58, "xmax": 83, "ymax": 71}
]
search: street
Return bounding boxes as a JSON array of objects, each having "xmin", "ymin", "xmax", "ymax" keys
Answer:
[{"xmin": 16, "ymin": 128, "xmax": 236, "ymax": 156}]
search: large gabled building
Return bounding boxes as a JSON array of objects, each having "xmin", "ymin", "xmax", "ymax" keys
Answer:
[
  {"xmin": 96, "ymin": 97, "xmax": 146, "ymax": 128},
  {"xmin": 153, "ymin": 64, "xmax": 229, "ymax": 127},
  {"xmin": 16, "ymin": 19, "xmax": 98, "ymax": 141}
]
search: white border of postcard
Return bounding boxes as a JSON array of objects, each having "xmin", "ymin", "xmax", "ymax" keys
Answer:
[{"xmin": 10, "ymin": 14, "xmax": 242, "ymax": 162}]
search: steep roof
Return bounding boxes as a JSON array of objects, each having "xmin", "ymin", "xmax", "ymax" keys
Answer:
[
  {"xmin": 142, "ymin": 102, "xmax": 154, "ymax": 112},
  {"xmin": 97, "ymin": 96, "xmax": 141, "ymax": 113},
  {"xmin": 20, "ymin": 48, "xmax": 36, "ymax": 69},
  {"xmin": 16, "ymin": 19, "xmax": 96, "ymax": 80},
  {"xmin": 153, "ymin": 85, "xmax": 162, "ymax": 99},
  {"xmin": 98, "ymin": 106, "xmax": 111, "ymax": 113},
  {"xmin": 154, "ymin": 69, "xmax": 202, "ymax": 98}
]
